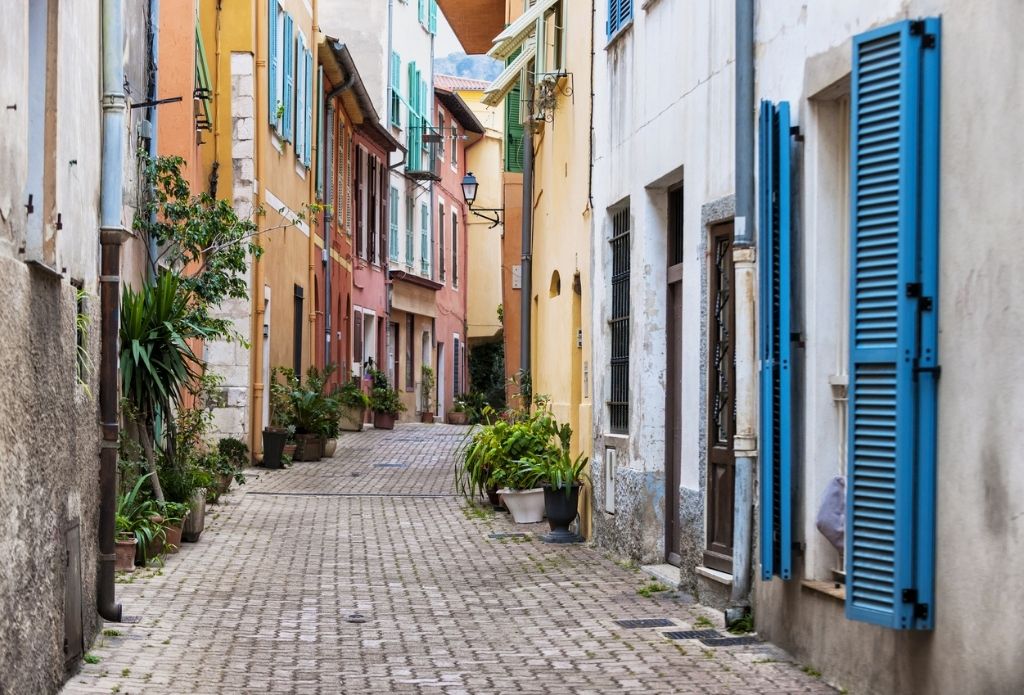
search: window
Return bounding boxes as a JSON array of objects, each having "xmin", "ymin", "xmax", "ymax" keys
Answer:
[
  {"xmin": 355, "ymin": 147, "xmax": 365, "ymax": 258},
  {"xmin": 504, "ymin": 52, "xmax": 526, "ymax": 172},
  {"xmin": 439, "ymin": 201, "xmax": 446, "ymax": 281},
  {"xmin": 390, "ymin": 52, "xmax": 402, "ymax": 128},
  {"xmin": 453, "ymin": 335, "xmax": 461, "ymax": 397},
  {"xmin": 405, "ymin": 314, "xmax": 415, "ymax": 391},
  {"xmin": 452, "ymin": 211, "xmax": 459, "ymax": 288},
  {"xmin": 283, "ymin": 14, "xmax": 295, "ymax": 141},
  {"xmin": 354, "ymin": 310, "xmax": 363, "ymax": 365},
  {"xmin": 537, "ymin": 0, "xmax": 565, "ymax": 76},
  {"xmin": 25, "ymin": 0, "xmax": 57, "ymax": 267},
  {"xmin": 420, "ymin": 203, "xmax": 430, "ymax": 276},
  {"xmin": 405, "ymin": 196, "xmax": 414, "ymax": 268},
  {"xmin": 389, "ymin": 186, "xmax": 400, "ymax": 261},
  {"xmin": 268, "ymin": 1, "xmax": 284, "ymax": 131},
  {"xmin": 296, "ymin": 34, "xmax": 307, "ymax": 162},
  {"xmin": 451, "ymin": 124, "xmax": 459, "ymax": 169},
  {"xmin": 608, "ymin": 206, "xmax": 630, "ymax": 434},
  {"xmin": 607, "ymin": 0, "xmax": 633, "ymax": 39},
  {"xmin": 293, "ymin": 285, "xmax": 304, "ymax": 375},
  {"xmin": 368, "ymin": 155, "xmax": 378, "ymax": 263},
  {"xmin": 844, "ymin": 18, "xmax": 940, "ymax": 631},
  {"xmin": 407, "ymin": 62, "xmax": 423, "ymax": 171}
]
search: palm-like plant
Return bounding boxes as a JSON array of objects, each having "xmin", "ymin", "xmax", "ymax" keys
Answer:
[{"xmin": 116, "ymin": 473, "xmax": 165, "ymax": 557}]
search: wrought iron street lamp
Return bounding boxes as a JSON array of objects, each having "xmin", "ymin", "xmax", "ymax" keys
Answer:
[{"xmin": 461, "ymin": 172, "xmax": 503, "ymax": 229}]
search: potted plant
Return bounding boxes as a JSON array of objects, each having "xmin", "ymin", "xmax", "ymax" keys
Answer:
[
  {"xmin": 448, "ymin": 398, "xmax": 469, "ymax": 425},
  {"xmin": 115, "ymin": 473, "xmax": 165, "ymax": 568},
  {"xmin": 283, "ymin": 427, "xmax": 298, "ymax": 461},
  {"xmin": 520, "ymin": 449, "xmax": 590, "ymax": 543},
  {"xmin": 264, "ymin": 367, "xmax": 292, "ymax": 469},
  {"xmin": 368, "ymin": 367, "xmax": 406, "ymax": 429},
  {"xmin": 420, "ymin": 365, "xmax": 436, "ymax": 424},
  {"xmin": 214, "ymin": 437, "xmax": 249, "ymax": 497},
  {"xmin": 320, "ymin": 394, "xmax": 341, "ymax": 456},
  {"xmin": 338, "ymin": 376, "xmax": 370, "ymax": 431},
  {"xmin": 160, "ymin": 501, "xmax": 189, "ymax": 553},
  {"xmin": 291, "ymin": 388, "xmax": 325, "ymax": 460}
]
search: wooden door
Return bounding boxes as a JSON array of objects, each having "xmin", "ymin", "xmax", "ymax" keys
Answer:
[
  {"xmin": 705, "ymin": 222, "xmax": 735, "ymax": 573},
  {"xmin": 665, "ymin": 187, "xmax": 684, "ymax": 566}
]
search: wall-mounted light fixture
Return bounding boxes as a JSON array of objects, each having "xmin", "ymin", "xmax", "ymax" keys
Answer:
[{"xmin": 461, "ymin": 172, "xmax": 504, "ymax": 229}]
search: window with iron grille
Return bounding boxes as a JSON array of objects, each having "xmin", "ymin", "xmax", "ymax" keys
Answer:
[{"xmin": 608, "ymin": 206, "xmax": 631, "ymax": 434}]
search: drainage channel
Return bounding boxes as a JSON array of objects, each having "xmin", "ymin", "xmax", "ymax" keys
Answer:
[{"xmin": 247, "ymin": 491, "xmax": 460, "ymax": 499}]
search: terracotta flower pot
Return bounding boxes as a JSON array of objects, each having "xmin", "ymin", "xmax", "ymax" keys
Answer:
[
  {"xmin": 420, "ymin": 412, "xmax": 435, "ymax": 424},
  {"xmin": 283, "ymin": 443, "xmax": 297, "ymax": 459},
  {"xmin": 373, "ymin": 412, "xmax": 396, "ymax": 430},
  {"xmin": 137, "ymin": 514, "xmax": 165, "ymax": 564},
  {"xmin": 447, "ymin": 411, "xmax": 469, "ymax": 425},
  {"xmin": 164, "ymin": 523, "xmax": 183, "ymax": 553},
  {"xmin": 114, "ymin": 537, "xmax": 137, "ymax": 572}
]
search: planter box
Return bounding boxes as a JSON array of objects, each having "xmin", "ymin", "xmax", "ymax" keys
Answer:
[
  {"xmin": 182, "ymin": 490, "xmax": 206, "ymax": 542},
  {"xmin": 499, "ymin": 488, "xmax": 546, "ymax": 524},
  {"xmin": 447, "ymin": 411, "xmax": 469, "ymax": 425},
  {"xmin": 294, "ymin": 433, "xmax": 322, "ymax": 461},
  {"xmin": 373, "ymin": 412, "xmax": 396, "ymax": 430},
  {"xmin": 340, "ymin": 405, "xmax": 366, "ymax": 432}
]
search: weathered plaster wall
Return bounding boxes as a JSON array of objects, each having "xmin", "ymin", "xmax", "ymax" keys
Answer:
[
  {"xmin": 590, "ymin": 0, "xmax": 735, "ymax": 588},
  {"xmin": 753, "ymin": 1, "xmax": 1024, "ymax": 693}
]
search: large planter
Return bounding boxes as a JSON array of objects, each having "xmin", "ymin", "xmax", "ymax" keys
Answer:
[
  {"xmin": 340, "ymin": 405, "xmax": 366, "ymax": 432},
  {"xmin": 114, "ymin": 537, "xmax": 137, "ymax": 572},
  {"xmin": 182, "ymin": 490, "xmax": 206, "ymax": 543},
  {"xmin": 323, "ymin": 438, "xmax": 338, "ymax": 457},
  {"xmin": 283, "ymin": 443, "xmax": 297, "ymax": 460},
  {"xmin": 420, "ymin": 412, "xmax": 435, "ymax": 424},
  {"xmin": 164, "ymin": 523, "xmax": 183, "ymax": 553},
  {"xmin": 542, "ymin": 484, "xmax": 583, "ymax": 543},
  {"xmin": 487, "ymin": 486, "xmax": 505, "ymax": 511},
  {"xmin": 262, "ymin": 428, "xmax": 287, "ymax": 469},
  {"xmin": 294, "ymin": 433, "xmax": 322, "ymax": 461},
  {"xmin": 210, "ymin": 473, "xmax": 232, "ymax": 503},
  {"xmin": 373, "ymin": 412, "xmax": 396, "ymax": 430},
  {"xmin": 500, "ymin": 488, "xmax": 546, "ymax": 524},
  {"xmin": 447, "ymin": 411, "xmax": 469, "ymax": 425}
]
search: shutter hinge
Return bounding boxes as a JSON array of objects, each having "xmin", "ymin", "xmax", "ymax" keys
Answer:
[
  {"xmin": 910, "ymin": 20, "xmax": 925, "ymax": 35},
  {"xmin": 906, "ymin": 282, "xmax": 933, "ymax": 311},
  {"xmin": 789, "ymin": 125, "xmax": 804, "ymax": 142},
  {"xmin": 25, "ymin": 194, "xmax": 34, "ymax": 214},
  {"xmin": 902, "ymin": 588, "xmax": 930, "ymax": 621},
  {"xmin": 923, "ymin": 34, "xmax": 936, "ymax": 49}
]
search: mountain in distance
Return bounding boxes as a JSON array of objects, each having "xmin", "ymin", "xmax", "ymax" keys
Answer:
[{"xmin": 433, "ymin": 52, "xmax": 502, "ymax": 82}]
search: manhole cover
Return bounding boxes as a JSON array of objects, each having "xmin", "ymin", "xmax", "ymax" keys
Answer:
[
  {"xmin": 663, "ymin": 629, "xmax": 720, "ymax": 640},
  {"xmin": 344, "ymin": 613, "xmax": 369, "ymax": 624},
  {"xmin": 614, "ymin": 618, "xmax": 676, "ymax": 629},
  {"xmin": 488, "ymin": 532, "xmax": 529, "ymax": 540},
  {"xmin": 700, "ymin": 636, "xmax": 760, "ymax": 647}
]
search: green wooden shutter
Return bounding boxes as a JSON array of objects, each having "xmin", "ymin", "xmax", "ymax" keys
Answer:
[
  {"xmin": 846, "ymin": 17, "xmax": 940, "ymax": 631},
  {"xmin": 758, "ymin": 100, "xmax": 793, "ymax": 582},
  {"xmin": 407, "ymin": 62, "xmax": 421, "ymax": 170},
  {"xmin": 390, "ymin": 187, "xmax": 400, "ymax": 261},
  {"xmin": 505, "ymin": 81, "xmax": 524, "ymax": 173},
  {"xmin": 390, "ymin": 52, "xmax": 402, "ymax": 127},
  {"xmin": 428, "ymin": 0, "xmax": 438, "ymax": 34}
]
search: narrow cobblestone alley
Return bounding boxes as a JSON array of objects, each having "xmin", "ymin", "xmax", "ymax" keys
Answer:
[{"xmin": 62, "ymin": 425, "xmax": 835, "ymax": 694}]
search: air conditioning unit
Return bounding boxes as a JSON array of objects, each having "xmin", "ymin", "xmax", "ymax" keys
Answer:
[{"xmin": 604, "ymin": 447, "xmax": 617, "ymax": 514}]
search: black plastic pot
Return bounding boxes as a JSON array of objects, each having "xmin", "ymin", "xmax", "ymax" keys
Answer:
[
  {"xmin": 542, "ymin": 484, "xmax": 583, "ymax": 543},
  {"xmin": 263, "ymin": 428, "xmax": 287, "ymax": 469}
]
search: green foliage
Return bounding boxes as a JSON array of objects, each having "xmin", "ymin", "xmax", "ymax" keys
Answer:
[
  {"xmin": 420, "ymin": 365, "xmax": 435, "ymax": 412},
  {"xmin": 337, "ymin": 376, "xmax": 370, "ymax": 410},
  {"xmin": 693, "ymin": 615, "xmax": 715, "ymax": 629},
  {"xmin": 468, "ymin": 341, "xmax": 506, "ymax": 412},
  {"xmin": 367, "ymin": 367, "xmax": 407, "ymax": 416},
  {"xmin": 270, "ymin": 364, "xmax": 340, "ymax": 435},
  {"xmin": 637, "ymin": 581, "xmax": 670, "ymax": 598},
  {"xmin": 518, "ymin": 449, "xmax": 590, "ymax": 495},
  {"xmin": 727, "ymin": 611, "xmax": 754, "ymax": 635},
  {"xmin": 159, "ymin": 501, "xmax": 189, "ymax": 527},
  {"xmin": 115, "ymin": 473, "xmax": 165, "ymax": 557},
  {"xmin": 83, "ymin": 653, "xmax": 100, "ymax": 665},
  {"xmin": 217, "ymin": 437, "xmax": 250, "ymax": 469}
]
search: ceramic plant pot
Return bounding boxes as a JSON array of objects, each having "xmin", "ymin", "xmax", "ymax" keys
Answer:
[
  {"xmin": 323, "ymin": 438, "xmax": 338, "ymax": 457},
  {"xmin": 114, "ymin": 537, "xmax": 137, "ymax": 572},
  {"xmin": 164, "ymin": 523, "xmax": 183, "ymax": 553},
  {"xmin": 182, "ymin": 490, "xmax": 206, "ymax": 543},
  {"xmin": 262, "ymin": 428, "xmax": 287, "ymax": 469},
  {"xmin": 447, "ymin": 412, "xmax": 469, "ymax": 425},
  {"xmin": 542, "ymin": 484, "xmax": 583, "ymax": 543},
  {"xmin": 340, "ymin": 405, "xmax": 366, "ymax": 432},
  {"xmin": 500, "ymin": 488, "xmax": 546, "ymax": 524}
]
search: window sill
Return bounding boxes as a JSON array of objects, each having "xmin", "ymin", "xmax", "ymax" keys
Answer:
[
  {"xmin": 696, "ymin": 565, "xmax": 733, "ymax": 586},
  {"xmin": 605, "ymin": 20, "xmax": 634, "ymax": 50},
  {"xmin": 801, "ymin": 580, "xmax": 845, "ymax": 603}
]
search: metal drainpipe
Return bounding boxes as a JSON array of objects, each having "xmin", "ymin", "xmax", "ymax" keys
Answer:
[
  {"xmin": 324, "ymin": 104, "xmax": 333, "ymax": 367},
  {"xmin": 98, "ymin": 0, "xmax": 129, "ymax": 623},
  {"xmin": 146, "ymin": 0, "xmax": 160, "ymax": 279},
  {"xmin": 519, "ymin": 127, "xmax": 533, "ymax": 378},
  {"xmin": 731, "ymin": 0, "xmax": 756, "ymax": 605}
]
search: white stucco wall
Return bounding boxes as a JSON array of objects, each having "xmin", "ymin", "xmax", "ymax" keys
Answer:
[
  {"xmin": 753, "ymin": 1, "xmax": 1024, "ymax": 693},
  {"xmin": 590, "ymin": 0, "xmax": 735, "ymax": 576}
]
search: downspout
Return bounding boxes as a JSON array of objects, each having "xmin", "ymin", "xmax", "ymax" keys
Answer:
[
  {"xmin": 324, "ymin": 101, "xmax": 333, "ymax": 369},
  {"xmin": 520, "ymin": 126, "xmax": 533, "ymax": 378},
  {"xmin": 145, "ymin": 0, "xmax": 160, "ymax": 279},
  {"xmin": 731, "ymin": 0, "xmax": 756, "ymax": 605},
  {"xmin": 308, "ymin": 0, "xmax": 319, "ymax": 371},
  {"xmin": 98, "ymin": 0, "xmax": 129, "ymax": 623},
  {"xmin": 250, "ymin": 3, "xmax": 268, "ymax": 455}
]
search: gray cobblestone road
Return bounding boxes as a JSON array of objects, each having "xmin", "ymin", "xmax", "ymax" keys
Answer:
[{"xmin": 62, "ymin": 424, "xmax": 835, "ymax": 694}]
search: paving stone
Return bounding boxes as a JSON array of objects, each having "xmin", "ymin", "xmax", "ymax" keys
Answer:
[{"xmin": 62, "ymin": 424, "xmax": 834, "ymax": 694}]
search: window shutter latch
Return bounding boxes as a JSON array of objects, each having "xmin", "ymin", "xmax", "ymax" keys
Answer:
[
  {"xmin": 902, "ymin": 589, "xmax": 930, "ymax": 621},
  {"xmin": 905, "ymin": 282, "xmax": 933, "ymax": 311}
]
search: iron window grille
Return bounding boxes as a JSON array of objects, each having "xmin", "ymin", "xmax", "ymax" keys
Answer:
[{"xmin": 608, "ymin": 206, "xmax": 631, "ymax": 434}]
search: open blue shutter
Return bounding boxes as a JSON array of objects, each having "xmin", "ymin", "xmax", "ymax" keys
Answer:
[
  {"xmin": 847, "ymin": 17, "xmax": 940, "ymax": 631},
  {"xmin": 428, "ymin": 0, "xmax": 438, "ymax": 34},
  {"xmin": 606, "ymin": 0, "xmax": 618, "ymax": 37},
  {"xmin": 316, "ymin": 66, "xmax": 324, "ymax": 194},
  {"xmin": 296, "ymin": 39, "xmax": 306, "ymax": 158},
  {"xmin": 305, "ymin": 49, "xmax": 313, "ymax": 165},
  {"xmin": 283, "ymin": 14, "xmax": 294, "ymax": 142},
  {"xmin": 418, "ymin": 0, "xmax": 426, "ymax": 25},
  {"xmin": 759, "ymin": 100, "xmax": 793, "ymax": 581},
  {"xmin": 390, "ymin": 187, "xmax": 400, "ymax": 261},
  {"xmin": 268, "ymin": 0, "xmax": 279, "ymax": 128}
]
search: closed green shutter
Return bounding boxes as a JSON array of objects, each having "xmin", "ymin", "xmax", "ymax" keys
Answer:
[
  {"xmin": 428, "ymin": 0, "xmax": 438, "ymax": 34},
  {"xmin": 407, "ymin": 62, "xmax": 421, "ymax": 170},
  {"xmin": 390, "ymin": 187, "xmax": 400, "ymax": 261},
  {"xmin": 390, "ymin": 52, "xmax": 401, "ymax": 127},
  {"xmin": 846, "ymin": 17, "xmax": 940, "ymax": 631},
  {"xmin": 505, "ymin": 82, "xmax": 524, "ymax": 172},
  {"xmin": 758, "ymin": 100, "xmax": 793, "ymax": 582}
]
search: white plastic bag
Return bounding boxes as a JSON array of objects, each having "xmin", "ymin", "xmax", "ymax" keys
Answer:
[{"xmin": 815, "ymin": 476, "xmax": 845, "ymax": 551}]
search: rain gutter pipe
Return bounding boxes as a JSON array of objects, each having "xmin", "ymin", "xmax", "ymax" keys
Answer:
[
  {"xmin": 731, "ymin": 0, "xmax": 756, "ymax": 605},
  {"xmin": 98, "ymin": 0, "xmax": 129, "ymax": 623},
  {"xmin": 520, "ymin": 126, "xmax": 533, "ymax": 377}
]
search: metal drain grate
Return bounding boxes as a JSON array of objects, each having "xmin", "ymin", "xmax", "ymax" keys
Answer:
[
  {"xmin": 663, "ymin": 629, "xmax": 720, "ymax": 640},
  {"xmin": 700, "ymin": 635, "xmax": 761, "ymax": 647},
  {"xmin": 488, "ymin": 532, "xmax": 529, "ymax": 540},
  {"xmin": 120, "ymin": 615, "xmax": 142, "ymax": 624},
  {"xmin": 373, "ymin": 463, "xmax": 407, "ymax": 469},
  {"xmin": 614, "ymin": 618, "xmax": 676, "ymax": 629}
]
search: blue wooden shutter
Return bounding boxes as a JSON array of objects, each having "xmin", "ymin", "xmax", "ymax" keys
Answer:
[
  {"xmin": 428, "ymin": 0, "xmax": 438, "ymax": 34},
  {"xmin": 758, "ymin": 100, "xmax": 793, "ymax": 582},
  {"xmin": 316, "ymin": 66, "xmax": 325, "ymax": 195},
  {"xmin": 296, "ymin": 38, "xmax": 306, "ymax": 158},
  {"xmin": 283, "ymin": 14, "xmax": 294, "ymax": 141},
  {"xmin": 418, "ymin": 0, "xmax": 426, "ymax": 25},
  {"xmin": 407, "ymin": 62, "xmax": 421, "ymax": 170},
  {"xmin": 305, "ymin": 49, "xmax": 313, "ymax": 165},
  {"xmin": 847, "ymin": 17, "xmax": 940, "ymax": 631},
  {"xmin": 268, "ymin": 0, "xmax": 279, "ymax": 129}
]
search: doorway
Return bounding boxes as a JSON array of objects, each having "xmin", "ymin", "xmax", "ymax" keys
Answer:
[
  {"xmin": 437, "ymin": 342, "xmax": 446, "ymax": 419},
  {"xmin": 705, "ymin": 221, "xmax": 735, "ymax": 574},
  {"xmin": 665, "ymin": 186, "xmax": 684, "ymax": 566}
]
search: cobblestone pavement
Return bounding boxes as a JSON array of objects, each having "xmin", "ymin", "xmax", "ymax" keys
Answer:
[{"xmin": 63, "ymin": 424, "xmax": 835, "ymax": 695}]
